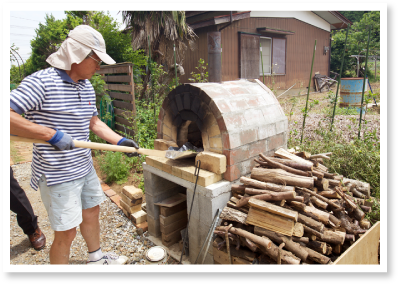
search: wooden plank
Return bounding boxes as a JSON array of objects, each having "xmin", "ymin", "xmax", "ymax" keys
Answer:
[
  {"xmin": 113, "ymin": 100, "xmax": 134, "ymax": 110},
  {"xmin": 274, "ymin": 148, "xmax": 314, "ymax": 167},
  {"xmin": 115, "ymin": 123, "xmax": 134, "ymax": 137},
  {"xmin": 101, "ymin": 75, "xmax": 131, "ymax": 83},
  {"xmin": 154, "ymin": 193, "xmax": 186, "ymax": 207},
  {"xmin": 104, "ymin": 84, "xmax": 132, "ymax": 92},
  {"xmin": 160, "ymin": 209, "xmax": 188, "ymax": 226},
  {"xmin": 333, "ymin": 221, "xmax": 380, "ymax": 265},
  {"xmin": 97, "ymin": 65, "xmax": 131, "ymax": 74},
  {"xmin": 160, "ymin": 218, "xmax": 187, "ymax": 235},
  {"xmin": 161, "ymin": 227, "xmax": 183, "ymax": 247},
  {"xmin": 114, "ymin": 108, "xmax": 133, "ymax": 118},
  {"xmin": 115, "ymin": 116, "xmax": 134, "ymax": 128},
  {"xmin": 248, "ymin": 199, "xmax": 298, "ymax": 221},
  {"xmin": 246, "ymin": 207, "xmax": 295, "ymax": 236},
  {"xmin": 160, "ymin": 202, "xmax": 187, "ymax": 217},
  {"xmin": 107, "ymin": 91, "xmax": 133, "ymax": 101}
]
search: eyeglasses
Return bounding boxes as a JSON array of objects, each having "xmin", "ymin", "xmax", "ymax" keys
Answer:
[{"xmin": 89, "ymin": 55, "xmax": 102, "ymax": 66}]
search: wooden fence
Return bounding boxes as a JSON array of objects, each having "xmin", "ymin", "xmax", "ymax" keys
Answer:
[{"xmin": 96, "ymin": 63, "xmax": 136, "ymax": 138}]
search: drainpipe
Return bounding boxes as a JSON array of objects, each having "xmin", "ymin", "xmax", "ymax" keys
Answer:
[{"xmin": 207, "ymin": 31, "xmax": 222, "ymax": 83}]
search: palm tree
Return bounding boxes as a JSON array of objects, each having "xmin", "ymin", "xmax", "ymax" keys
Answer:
[{"xmin": 121, "ymin": 11, "xmax": 197, "ymax": 69}]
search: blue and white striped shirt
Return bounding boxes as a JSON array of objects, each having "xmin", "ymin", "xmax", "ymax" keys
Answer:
[{"xmin": 10, "ymin": 67, "xmax": 98, "ymax": 190}]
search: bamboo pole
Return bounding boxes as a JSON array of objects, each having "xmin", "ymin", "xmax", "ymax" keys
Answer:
[
  {"xmin": 358, "ymin": 26, "xmax": 372, "ymax": 139},
  {"xmin": 173, "ymin": 43, "xmax": 178, "ymax": 87},
  {"xmin": 301, "ymin": 40, "xmax": 317, "ymax": 144},
  {"xmin": 260, "ymin": 43, "xmax": 265, "ymax": 84},
  {"xmin": 331, "ymin": 24, "xmax": 350, "ymax": 131}
]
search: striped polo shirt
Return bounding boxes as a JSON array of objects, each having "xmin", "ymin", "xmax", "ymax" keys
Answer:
[{"xmin": 10, "ymin": 67, "xmax": 98, "ymax": 190}]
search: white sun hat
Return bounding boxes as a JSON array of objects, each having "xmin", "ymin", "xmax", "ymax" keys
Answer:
[{"xmin": 46, "ymin": 25, "xmax": 116, "ymax": 70}]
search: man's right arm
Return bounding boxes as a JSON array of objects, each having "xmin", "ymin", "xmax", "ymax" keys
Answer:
[{"xmin": 10, "ymin": 108, "xmax": 56, "ymax": 141}]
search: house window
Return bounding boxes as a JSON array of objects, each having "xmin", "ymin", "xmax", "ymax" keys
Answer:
[
  {"xmin": 259, "ymin": 37, "xmax": 286, "ymax": 75},
  {"xmin": 259, "ymin": 37, "xmax": 272, "ymax": 75}
]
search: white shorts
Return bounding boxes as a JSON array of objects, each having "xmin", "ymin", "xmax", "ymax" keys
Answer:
[{"xmin": 38, "ymin": 169, "xmax": 107, "ymax": 231}]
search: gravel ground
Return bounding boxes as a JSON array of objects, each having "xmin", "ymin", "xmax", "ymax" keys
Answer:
[{"xmin": 10, "ymin": 162, "xmax": 162, "ymax": 265}]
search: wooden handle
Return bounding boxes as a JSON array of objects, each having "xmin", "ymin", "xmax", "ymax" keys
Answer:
[{"xmin": 10, "ymin": 135, "xmax": 166, "ymax": 158}]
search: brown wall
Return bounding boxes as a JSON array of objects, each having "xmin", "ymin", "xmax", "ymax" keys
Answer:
[{"xmin": 180, "ymin": 17, "xmax": 331, "ymax": 91}]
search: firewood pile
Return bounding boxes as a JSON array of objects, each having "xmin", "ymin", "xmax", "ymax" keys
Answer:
[{"xmin": 213, "ymin": 148, "xmax": 375, "ymax": 265}]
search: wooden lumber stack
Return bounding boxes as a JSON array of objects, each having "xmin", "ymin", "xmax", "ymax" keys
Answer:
[
  {"xmin": 214, "ymin": 148, "xmax": 376, "ymax": 265},
  {"xmin": 155, "ymin": 193, "xmax": 188, "ymax": 247}
]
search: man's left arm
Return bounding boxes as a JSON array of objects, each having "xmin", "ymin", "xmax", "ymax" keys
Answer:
[
  {"xmin": 89, "ymin": 115, "xmax": 122, "ymax": 145},
  {"xmin": 89, "ymin": 116, "xmax": 140, "ymax": 157}
]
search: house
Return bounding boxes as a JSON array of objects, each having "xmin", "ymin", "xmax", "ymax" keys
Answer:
[{"xmin": 181, "ymin": 11, "xmax": 352, "ymax": 96}]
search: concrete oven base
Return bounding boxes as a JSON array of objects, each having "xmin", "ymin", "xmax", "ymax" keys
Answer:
[{"xmin": 143, "ymin": 162, "xmax": 232, "ymax": 264}]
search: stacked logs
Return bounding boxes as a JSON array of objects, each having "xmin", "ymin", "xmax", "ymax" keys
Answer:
[{"xmin": 213, "ymin": 148, "xmax": 375, "ymax": 265}]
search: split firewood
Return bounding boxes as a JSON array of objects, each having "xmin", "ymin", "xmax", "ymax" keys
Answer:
[
  {"xmin": 227, "ymin": 201, "xmax": 249, "ymax": 214},
  {"xmin": 254, "ymin": 226, "xmax": 309, "ymax": 261},
  {"xmin": 295, "ymin": 151, "xmax": 311, "ymax": 159},
  {"xmin": 343, "ymin": 178, "xmax": 371, "ymax": 198},
  {"xmin": 259, "ymin": 153, "xmax": 311, "ymax": 177},
  {"xmin": 306, "ymin": 241, "xmax": 327, "ymax": 254},
  {"xmin": 301, "ymin": 246, "xmax": 331, "ymax": 264},
  {"xmin": 293, "ymin": 222, "xmax": 304, "ymax": 237},
  {"xmin": 325, "ymin": 244, "xmax": 333, "ymax": 255},
  {"xmin": 333, "ymin": 244, "xmax": 342, "ymax": 254},
  {"xmin": 317, "ymin": 170, "xmax": 337, "ymax": 179},
  {"xmin": 216, "ymin": 226, "xmax": 273, "ymax": 250},
  {"xmin": 248, "ymin": 198, "xmax": 298, "ymax": 222},
  {"xmin": 351, "ymin": 187, "xmax": 367, "ymax": 199},
  {"xmin": 245, "ymin": 188, "xmax": 297, "ymax": 199},
  {"xmin": 240, "ymin": 176, "xmax": 295, "ymax": 192},
  {"xmin": 251, "ymin": 168, "xmax": 314, "ymax": 188},
  {"xmin": 310, "ymin": 196, "xmax": 328, "ymax": 210},
  {"xmin": 303, "ymin": 232, "xmax": 317, "ymax": 241},
  {"xmin": 236, "ymin": 190, "xmax": 296, "ymax": 208},
  {"xmin": 287, "ymin": 201, "xmax": 306, "ymax": 211},
  {"xmin": 303, "ymin": 206, "xmax": 330, "ymax": 224},
  {"xmin": 328, "ymin": 214, "xmax": 342, "ymax": 228},
  {"xmin": 333, "ymin": 210, "xmax": 367, "ymax": 235},
  {"xmin": 327, "ymin": 179, "xmax": 342, "ymax": 187},
  {"xmin": 267, "ymin": 157, "xmax": 313, "ymax": 171},
  {"xmin": 220, "ymin": 206, "xmax": 248, "ymax": 224}
]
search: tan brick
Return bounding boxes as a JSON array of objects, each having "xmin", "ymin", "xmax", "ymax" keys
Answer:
[
  {"xmin": 131, "ymin": 210, "xmax": 147, "ymax": 224},
  {"xmin": 163, "ymin": 125, "xmax": 172, "ymax": 137},
  {"xmin": 145, "ymin": 156, "xmax": 155, "ymax": 167},
  {"xmin": 208, "ymin": 124, "xmax": 221, "ymax": 138},
  {"xmin": 104, "ymin": 189, "xmax": 116, "ymax": 197},
  {"xmin": 120, "ymin": 199, "xmax": 142, "ymax": 214},
  {"xmin": 121, "ymin": 192, "xmax": 142, "ymax": 206},
  {"xmin": 122, "ymin": 185, "xmax": 143, "ymax": 200},
  {"xmin": 154, "ymin": 139, "xmax": 178, "ymax": 151},
  {"xmin": 195, "ymin": 151, "xmax": 227, "ymax": 174},
  {"xmin": 121, "ymin": 207, "xmax": 130, "ymax": 218},
  {"xmin": 171, "ymin": 126, "xmax": 178, "ymax": 141}
]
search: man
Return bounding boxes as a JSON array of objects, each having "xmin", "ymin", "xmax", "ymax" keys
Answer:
[
  {"xmin": 10, "ymin": 25, "xmax": 139, "ymax": 265},
  {"xmin": 10, "ymin": 166, "xmax": 46, "ymax": 251}
]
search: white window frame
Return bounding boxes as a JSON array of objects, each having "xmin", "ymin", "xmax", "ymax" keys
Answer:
[{"xmin": 259, "ymin": 36, "xmax": 272, "ymax": 76}]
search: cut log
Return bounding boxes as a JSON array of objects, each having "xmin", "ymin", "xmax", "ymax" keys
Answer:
[
  {"xmin": 360, "ymin": 205, "xmax": 371, "ymax": 213},
  {"xmin": 325, "ymin": 244, "xmax": 333, "ymax": 255},
  {"xmin": 311, "ymin": 170, "xmax": 324, "ymax": 180},
  {"xmin": 303, "ymin": 206, "xmax": 330, "ymax": 224},
  {"xmin": 351, "ymin": 188, "xmax": 367, "ymax": 199},
  {"xmin": 248, "ymin": 199, "xmax": 298, "ymax": 221},
  {"xmin": 327, "ymin": 179, "xmax": 342, "ymax": 187},
  {"xmin": 345, "ymin": 234, "xmax": 356, "ymax": 242},
  {"xmin": 302, "ymin": 246, "xmax": 331, "ymax": 264},
  {"xmin": 298, "ymin": 213, "xmax": 324, "ymax": 232},
  {"xmin": 320, "ymin": 230, "xmax": 346, "ymax": 245},
  {"xmin": 257, "ymin": 239, "xmax": 301, "ymax": 265},
  {"xmin": 292, "ymin": 236, "xmax": 309, "ymax": 244},
  {"xmin": 359, "ymin": 219, "xmax": 371, "ymax": 230},
  {"xmin": 231, "ymin": 184, "xmax": 246, "ymax": 195},
  {"xmin": 333, "ymin": 244, "xmax": 342, "ymax": 254},
  {"xmin": 343, "ymin": 178, "xmax": 371, "ymax": 198},
  {"xmin": 302, "ymin": 224, "xmax": 323, "ymax": 239},
  {"xmin": 227, "ymin": 201, "xmax": 249, "ymax": 214},
  {"xmin": 251, "ymin": 168, "xmax": 314, "ymax": 188},
  {"xmin": 297, "ymin": 187, "xmax": 343, "ymax": 211},
  {"xmin": 254, "ymin": 226, "xmax": 309, "ymax": 261},
  {"xmin": 240, "ymin": 176, "xmax": 295, "ymax": 192},
  {"xmin": 216, "ymin": 226, "xmax": 272, "ymax": 250},
  {"xmin": 236, "ymin": 190, "xmax": 296, "ymax": 208},
  {"xmin": 306, "ymin": 241, "xmax": 327, "ymax": 254},
  {"xmin": 314, "ymin": 178, "xmax": 329, "ymax": 191},
  {"xmin": 319, "ymin": 190, "xmax": 341, "ymax": 199},
  {"xmin": 296, "ymin": 151, "xmax": 312, "ymax": 159},
  {"xmin": 328, "ymin": 214, "xmax": 342, "ymax": 228},
  {"xmin": 274, "ymin": 148, "xmax": 314, "ymax": 167},
  {"xmin": 293, "ymin": 222, "xmax": 304, "ymax": 237},
  {"xmin": 333, "ymin": 210, "xmax": 367, "ymax": 235},
  {"xmin": 240, "ymin": 236, "xmax": 258, "ymax": 252},
  {"xmin": 287, "ymin": 201, "xmax": 306, "ymax": 212},
  {"xmin": 314, "ymin": 163, "xmax": 328, "ymax": 172},
  {"xmin": 259, "ymin": 153, "xmax": 311, "ymax": 177},
  {"xmin": 245, "ymin": 188, "xmax": 297, "ymax": 199},
  {"xmin": 268, "ymin": 157, "xmax": 313, "ymax": 171},
  {"xmin": 310, "ymin": 154, "xmax": 331, "ymax": 160},
  {"xmin": 310, "ymin": 196, "xmax": 328, "ymax": 210},
  {"xmin": 220, "ymin": 207, "xmax": 247, "ymax": 224}
]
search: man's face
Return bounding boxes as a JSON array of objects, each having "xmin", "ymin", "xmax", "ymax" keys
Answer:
[{"xmin": 74, "ymin": 53, "xmax": 102, "ymax": 80}]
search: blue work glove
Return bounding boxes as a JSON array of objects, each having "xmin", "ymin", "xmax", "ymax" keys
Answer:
[
  {"xmin": 117, "ymin": 137, "xmax": 140, "ymax": 157},
  {"xmin": 47, "ymin": 129, "xmax": 75, "ymax": 151}
]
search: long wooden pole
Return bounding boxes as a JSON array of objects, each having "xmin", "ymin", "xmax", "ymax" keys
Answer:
[
  {"xmin": 358, "ymin": 26, "xmax": 372, "ymax": 139},
  {"xmin": 331, "ymin": 24, "xmax": 350, "ymax": 131},
  {"xmin": 301, "ymin": 40, "xmax": 317, "ymax": 144},
  {"xmin": 260, "ymin": 43, "xmax": 265, "ymax": 84}
]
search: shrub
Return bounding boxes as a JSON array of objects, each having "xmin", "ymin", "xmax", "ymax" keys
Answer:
[{"xmin": 97, "ymin": 151, "xmax": 133, "ymax": 184}]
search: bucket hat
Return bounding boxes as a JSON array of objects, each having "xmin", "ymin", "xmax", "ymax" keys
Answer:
[{"xmin": 46, "ymin": 25, "xmax": 115, "ymax": 70}]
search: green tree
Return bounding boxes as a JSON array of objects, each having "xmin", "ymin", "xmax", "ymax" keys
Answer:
[
  {"xmin": 339, "ymin": 11, "xmax": 369, "ymax": 23},
  {"xmin": 331, "ymin": 11, "xmax": 380, "ymax": 78}
]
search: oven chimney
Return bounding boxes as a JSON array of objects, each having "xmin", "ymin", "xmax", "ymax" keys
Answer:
[{"xmin": 207, "ymin": 31, "xmax": 222, "ymax": 83}]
